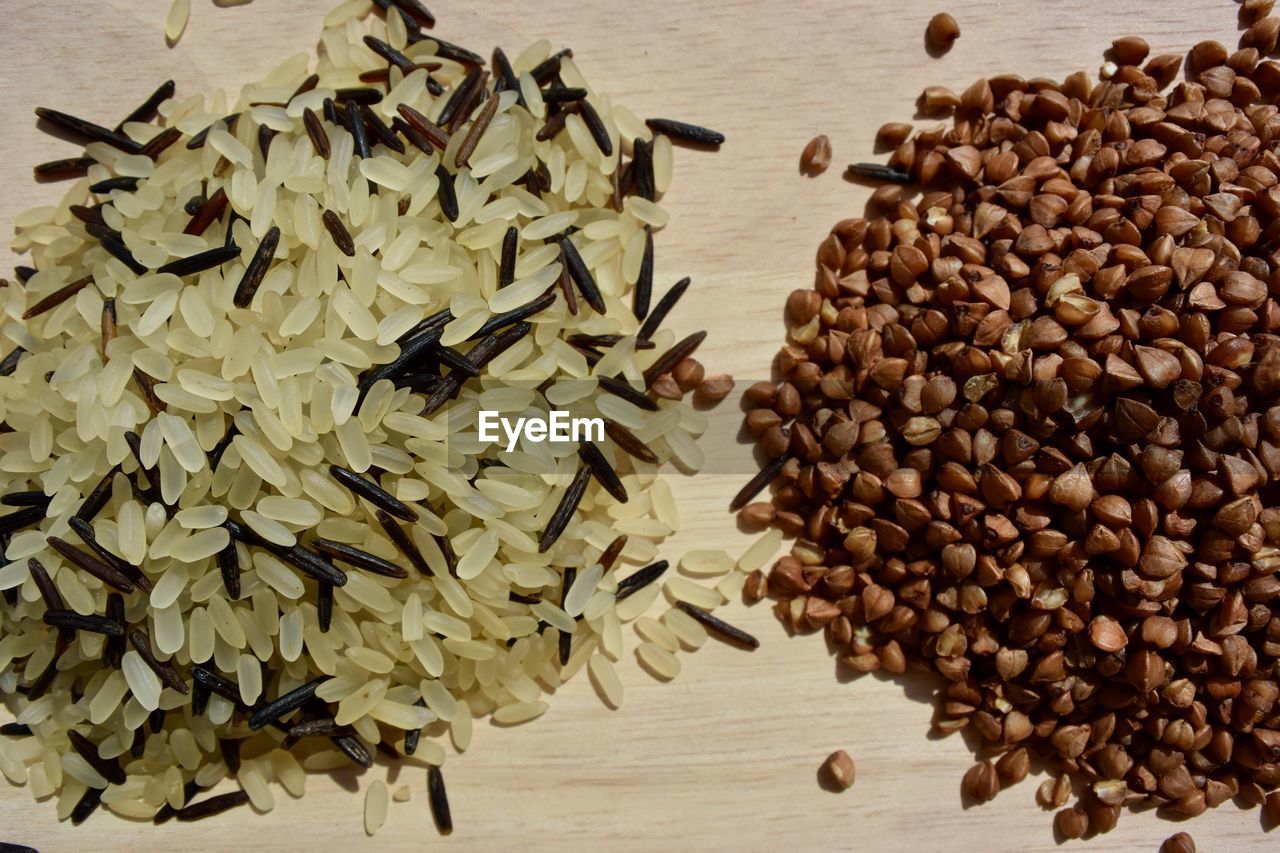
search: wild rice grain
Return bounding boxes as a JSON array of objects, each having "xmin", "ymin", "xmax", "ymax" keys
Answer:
[
  {"xmin": 644, "ymin": 118, "xmax": 724, "ymax": 147},
  {"xmin": 427, "ymin": 765, "xmax": 452, "ymax": 835}
]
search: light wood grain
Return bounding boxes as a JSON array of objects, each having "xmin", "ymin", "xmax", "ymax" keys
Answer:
[{"xmin": 0, "ymin": 1, "xmax": 1268, "ymax": 850}]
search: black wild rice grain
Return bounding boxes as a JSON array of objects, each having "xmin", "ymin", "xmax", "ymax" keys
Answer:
[
  {"xmin": 345, "ymin": 101, "xmax": 372, "ymax": 165},
  {"xmin": 469, "ymin": 289, "xmax": 551, "ymax": 338},
  {"xmin": 396, "ymin": 103, "xmax": 450, "ymax": 150},
  {"xmin": 67, "ymin": 730, "xmax": 126, "ymax": 785},
  {"xmin": 190, "ymin": 665, "xmax": 241, "ymax": 703},
  {"xmin": 642, "ymin": 330, "xmax": 706, "ymax": 386},
  {"xmin": 0, "ymin": 723, "xmax": 32, "ymax": 737},
  {"xmin": 69, "ymin": 204, "xmax": 105, "ymax": 226},
  {"xmin": 129, "ymin": 628, "xmax": 189, "ymax": 693},
  {"xmin": 302, "ymin": 108, "xmax": 331, "ymax": 159},
  {"xmin": 332, "ymin": 734, "xmax": 374, "ymax": 768},
  {"xmin": 219, "ymin": 739, "xmax": 241, "ymax": 775},
  {"xmin": 403, "ymin": 700, "xmax": 427, "ymax": 755},
  {"xmin": 116, "ymin": 79, "xmax": 175, "ymax": 130},
  {"xmin": 75, "ymin": 464, "xmax": 119, "ymax": 522},
  {"xmin": 674, "ymin": 602, "xmax": 760, "ymax": 648},
  {"xmin": 27, "ymin": 558, "xmax": 64, "ymax": 610},
  {"xmin": 215, "ymin": 538, "xmax": 241, "ymax": 604},
  {"xmin": 129, "ymin": 727, "xmax": 145, "ymax": 758},
  {"xmin": 442, "ymin": 68, "xmax": 486, "ymax": 131},
  {"xmin": 318, "ymin": 581, "xmax": 334, "ymax": 632},
  {"xmin": 538, "ymin": 466, "xmax": 591, "ymax": 553},
  {"xmin": 232, "ymin": 225, "xmax": 281, "ymax": 308},
  {"xmin": 644, "ymin": 118, "xmax": 725, "ymax": 147},
  {"xmin": 509, "ymin": 591, "xmax": 542, "ymax": 604},
  {"xmin": 498, "ymin": 225, "xmax": 519, "ymax": 288},
  {"xmin": 330, "ymin": 465, "xmax": 418, "ymax": 521},
  {"xmin": 67, "ymin": 516, "xmax": 152, "ymax": 592},
  {"xmin": 637, "ymin": 276, "xmax": 691, "ymax": 342},
  {"xmin": 389, "ymin": 0, "xmax": 435, "ymax": 29},
  {"xmin": 70, "ymin": 785, "xmax": 103, "ymax": 825},
  {"xmin": 559, "ymin": 237, "xmax": 606, "ymax": 313},
  {"xmin": 153, "ymin": 780, "xmax": 201, "ymax": 824},
  {"xmin": 577, "ymin": 98, "xmax": 613, "ymax": 156},
  {"xmin": 335, "ymin": 87, "xmax": 385, "ymax": 105},
  {"xmin": 596, "ymin": 375, "xmax": 658, "ymax": 412},
  {"xmin": 47, "ymin": 536, "xmax": 134, "ymax": 592},
  {"xmin": 14, "ymin": 265, "xmax": 36, "ymax": 284},
  {"xmin": 420, "ymin": 374, "xmax": 461, "ymax": 416},
  {"xmin": 536, "ymin": 108, "xmax": 571, "ymax": 142},
  {"xmin": 435, "ymin": 163, "xmax": 459, "ymax": 221},
  {"xmin": 492, "ymin": 47, "xmax": 524, "ymax": 107},
  {"xmin": 599, "ymin": 535, "xmax": 627, "ymax": 571},
  {"xmin": 134, "ymin": 368, "xmax": 168, "ymax": 415},
  {"xmin": 630, "ymin": 137, "xmax": 656, "ymax": 201},
  {"xmin": 362, "ymin": 106, "xmax": 405, "ymax": 154},
  {"xmin": 103, "ymin": 594, "xmax": 126, "ymax": 668},
  {"xmin": 43, "ymin": 608, "xmax": 125, "ymax": 636},
  {"xmin": 183, "ymin": 187, "xmax": 228, "ymax": 236},
  {"xmin": 531, "ymin": 49, "xmax": 573, "ymax": 85},
  {"xmin": 436, "ymin": 344, "xmax": 479, "ymax": 376},
  {"xmin": 437, "ymin": 69, "xmax": 485, "ymax": 131},
  {"xmin": 33, "ymin": 156, "xmax": 96, "ymax": 182},
  {"xmin": 0, "ymin": 505, "xmax": 45, "ymax": 534},
  {"xmin": 578, "ymin": 441, "xmax": 628, "ymax": 502},
  {"xmin": 455, "ymin": 90, "xmax": 499, "ymax": 168},
  {"xmin": 288, "ymin": 718, "xmax": 353, "ymax": 739},
  {"xmin": 427, "ymin": 766, "xmax": 453, "ymax": 835},
  {"xmin": 614, "ymin": 560, "xmax": 669, "ymax": 600},
  {"xmin": 0, "ymin": 491, "xmax": 49, "ymax": 507},
  {"xmin": 392, "ymin": 116, "xmax": 433, "ymax": 155},
  {"xmin": 433, "ymin": 532, "xmax": 459, "ymax": 576},
  {"xmin": 559, "ymin": 565, "xmax": 577, "ymax": 665},
  {"xmin": 323, "ymin": 96, "xmax": 339, "ymax": 125},
  {"xmin": 363, "ymin": 35, "xmax": 417, "ymax": 72},
  {"xmin": 362, "ymin": 326, "xmax": 443, "ymax": 389},
  {"xmin": 567, "ymin": 333, "xmax": 654, "ymax": 350},
  {"xmin": 248, "ymin": 676, "xmax": 328, "ymax": 730},
  {"xmin": 322, "ymin": 209, "xmax": 357, "ymax": 257},
  {"xmin": 141, "ymin": 126, "xmax": 183, "ymax": 159},
  {"xmin": 603, "ymin": 419, "xmax": 660, "ymax": 464},
  {"xmin": 257, "ymin": 124, "xmax": 275, "ymax": 160},
  {"xmin": 729, "ymin": 451, "xmax": 789, "ymax": 511},
  {"xmin": 89, "ymin": 175, "xmax": 140, "ymax": 194},
  {"xmin": 541, "ymin": 86, "xmax": 587, "ymax": 103},
  {"xmin": 84, "ymin": 222, "xmax": 122, "ymax": 243},
  {"xmin": 156, "ymin": 243, "xmax": 240, "ymax": 277},
  {"xmin": 175, "ymin": 791, "xmax": 250, "ymax": 822},
  {"xmin": 123, "ymin": 430, "xmax": 163, "ymax": 505},
  {"xmin": 311, "ymin": 538, "xmax": 409, "ymax": 579},
  {"xmin": 0, "ymin": 346, "xmax": 26, "ymax": 377},
  {"xmin": 422, "ymin": 34, "xmax": 483, "ymax": 66},
  {"xmin": 148, "ymin": 707, "xmax": 166, "ymax": 734},
  {"xmin": 290, "ymin": 73, "xmax": 321, "ymax": 102},
  {"xmin": 35, "ymin": 106, "xmax": 143, "ymax": 153},
  {"xmin": 634, "ymin": 225, "xmax": 654, "ymax": 320},
  {"xmin": 208, "ymin": 421, "xmax": 239, "ymax": 468},
  {"xmin": 185, "ymin": 113, "xmax": 240, "ymax": 150},
  {"xmin": 101, "ymin": 297, "xmax": 117, "ymax": 359},
  {"xmin": 845, "ymin": 162, "xmax": 912, "ymax": 184},
  {"xmin": 22, "ymin": 274, "xmax": 93, "ymax": 320}
]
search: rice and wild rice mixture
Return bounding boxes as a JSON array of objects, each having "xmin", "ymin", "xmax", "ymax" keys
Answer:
[{"xmin": 0, "ymin": 0, "xmax": 757, "ymax": 832}]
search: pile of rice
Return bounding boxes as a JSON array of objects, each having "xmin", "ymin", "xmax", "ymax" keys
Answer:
[{"xmin": 0, "ymin": 0, "xmax": 762, "ymax": 831}]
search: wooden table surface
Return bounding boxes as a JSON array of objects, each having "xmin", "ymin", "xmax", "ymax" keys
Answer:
[{"xmin": 0, "ymin": 0, "xmax": 1270, "ymax": 850}]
